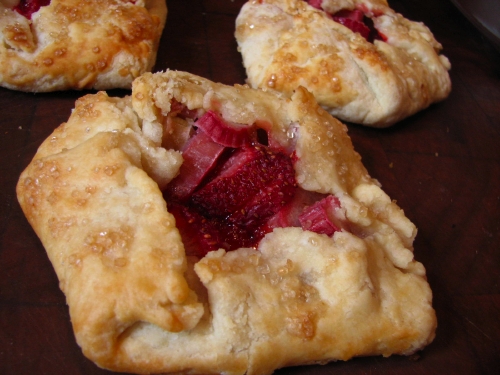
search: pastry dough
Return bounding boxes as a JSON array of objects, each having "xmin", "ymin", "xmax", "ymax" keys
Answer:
[
  {"xmin": 235, "ymin": 0, "xmax": 451, "ymax": 127},
  {"xmin": 17, "ymin": 70, "xmax": 436, "ymax": 374},
  {"xmin": 0, "ymin": 0, "xmax": 166, "ymax": 92}
]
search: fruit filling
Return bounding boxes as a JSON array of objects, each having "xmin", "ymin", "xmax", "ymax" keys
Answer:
[
  {"xmin": 13, "ymin": 0, "xmax": 50, "ymax": 19},
  {"xmin": 163, "ymin": 101, "xmax": 349, "ymax": 257},
  {"xmin": 306, "ymin": 1, "xmax": 386, "ymax": 42}
]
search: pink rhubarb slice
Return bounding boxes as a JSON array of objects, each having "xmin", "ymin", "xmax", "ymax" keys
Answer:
[
  {"xmin": 298, "ymin": 195, "xmax": 347, "ymax": 236},
  {"xmin": 195, "ymin": 111, "xmax": 252, "ymax": 148},
  {"xmin": 166, "ymin": 129, "xmax": 226, "ymax": 201}
]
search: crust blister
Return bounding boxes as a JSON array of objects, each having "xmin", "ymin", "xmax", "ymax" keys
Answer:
[{"xmin": 17, "ymin": 70, "xmax": 436, "ymax": 374}]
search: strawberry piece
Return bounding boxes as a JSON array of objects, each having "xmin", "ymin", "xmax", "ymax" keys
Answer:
[
  {"xmin": 298, "ymin": 195, "xmax": 346, "ymax": 236},
  {"xmin": 168, "ymin": 203, "xmax": 223, "ymax": 257},
  {"xmin": 14, "ymin": 0, "xmax": 50, "ymax": 19},
  {"xmin": 195, "ymin": 111, "xmax": 252, "ymax": 148},
  {"xmin": 191, "ymin": 144, "xmax": 297, "ymax": 226},
  {"xmin": 166, "ymin": 129, "xmax": 226, "ymax": 201}
]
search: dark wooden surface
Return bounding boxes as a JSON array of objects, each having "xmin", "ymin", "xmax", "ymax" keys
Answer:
[{"xmin": 1, "ymin": 1, "xmax": 499, "ymax": 374}]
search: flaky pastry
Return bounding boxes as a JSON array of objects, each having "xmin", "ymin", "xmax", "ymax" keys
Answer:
[
  {"xmin": 0, "ymin": 0, "xmax": 166, "ymax": 91},
  {"xmin": 235, "ymin": 0, "xmax": 451, "ymax": 127},
  {"xmin": 17, "ymin": 70, "xmax": 436, "ymax": 374}
]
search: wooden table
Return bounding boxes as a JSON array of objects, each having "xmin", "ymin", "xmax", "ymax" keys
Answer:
[{"xmin": 1, "ymin": 1, "xmax": 499, "ymax": 374}]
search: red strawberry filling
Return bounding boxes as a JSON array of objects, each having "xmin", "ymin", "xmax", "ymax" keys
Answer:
[
  {"xmin": 191, "ymin": 145, "xmax": 296, "ymax": 226},
  {"xmin": 306, "ymin": 1, "xmax": 386, "ymax": 42},
  {"xmin": 13, "ymin": 0, "xmax": 50, "ymax": 19},
  {"xmin": 168, "ymin": 203, "xmax": 258, "ymax": 258},
  {"xmin": 164, "ymin": 102, "xmax": 349, "ymax": 257}
]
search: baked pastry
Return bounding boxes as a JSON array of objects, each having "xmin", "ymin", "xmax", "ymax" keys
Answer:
[
  {"xmin": 235, "ymin": 0, "xmax": 451, "ymax": 127},
  {"xmin": 17, "ymin": 70, "xmax": 436, "ymax": 374},
  {"xmin": 0, "ymin": 0, "xmax": 166, "ymax": 91}
]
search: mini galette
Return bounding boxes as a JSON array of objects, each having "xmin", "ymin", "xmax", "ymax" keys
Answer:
[
  {"xmin": 0, "ymin": 0, "xmax": 166, "ymax": 91},
  {"xmin": 235, "ymin": 0, "xmax": 451, "ymax": 127},
  {"xmin": 17, "ymin": 71, "xmax": 436, "ymax": 374}
]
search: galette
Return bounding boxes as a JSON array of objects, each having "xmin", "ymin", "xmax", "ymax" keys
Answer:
[
  {"xmin": 235, "ymin": 0, "xmax": 451, "ymax": 127},
  {"xmin": 0, "ymin": 0, "xmax": 166, "ymax": 91},
  {"xmin": 17, "ymin": 70, "xmax": 436, "ymax": 374}
]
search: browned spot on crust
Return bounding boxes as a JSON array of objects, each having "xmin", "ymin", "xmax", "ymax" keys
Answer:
[
  {"xmin": 3, "ymin": 23, "xmax": 35, "ymax": 52},
  {"xmin": 353, "ymin": 45, "xmax": 390, "ymax": 71}
]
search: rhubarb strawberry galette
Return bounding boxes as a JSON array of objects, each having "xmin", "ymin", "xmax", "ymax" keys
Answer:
[
  {"xmin": 17, "ymin": 70, "xmax": 436, "ymax": 374},
  {"xmin": 0, "ymin": 0, "xmax": 166, "ymax": 91},
  {"xmin": 235, "ymin": 0, "xmax": 451, "ymax": 127}
]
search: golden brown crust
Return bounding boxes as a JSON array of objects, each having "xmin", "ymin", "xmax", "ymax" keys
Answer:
[
  {"xmin": 0, "ymin": 0, "xmax": 166, "ymax": 92},
  {"xmin": 17, "ymin": 71, "xmax": 436, "ymax": 374},
  {"xmin": 235, "ymin": 0, "xmax": 451, "ymax": 127}
]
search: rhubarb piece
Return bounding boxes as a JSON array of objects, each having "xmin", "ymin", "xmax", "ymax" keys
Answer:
[
  {"xmin": 195, "ymin": 110, "xmax": 252, "ymax": 147},
  {"xmin": 298, "ymin": 195, "xmax": 346, "ymax": 236},
  {"xmin": 265, "ymin": 188, "xmax": 327, "ymax": 229},
  {"xmin": 166, "ymin": 129, "xmax": 226, "ymax": 201}
]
